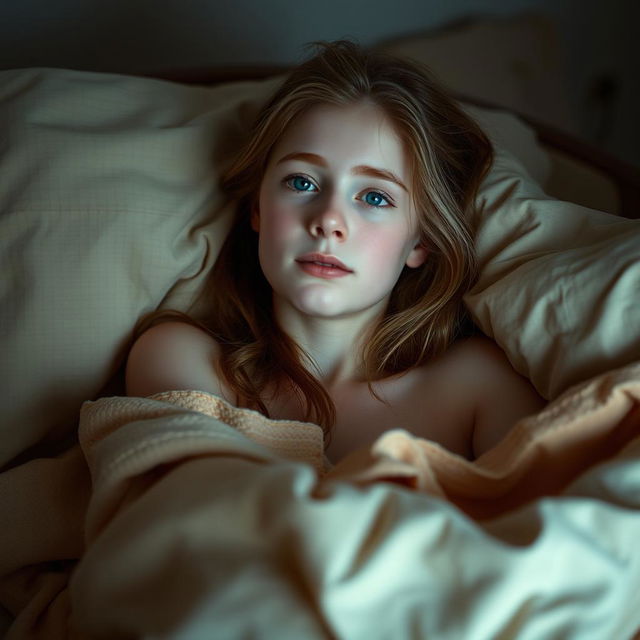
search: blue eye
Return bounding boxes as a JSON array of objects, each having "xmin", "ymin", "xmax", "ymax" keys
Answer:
[
  {"xmin": 362, "ymin": 190, "xmax": 391, "ymax": 208},
  {"xmin": 286, "ymin": 175, "xmax": 317, "ymax": 192}
]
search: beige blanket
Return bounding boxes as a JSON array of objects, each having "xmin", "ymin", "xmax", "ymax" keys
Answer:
[{"xmin": 2, "ymin": 364, "xmax": 640, "ymax": 638}]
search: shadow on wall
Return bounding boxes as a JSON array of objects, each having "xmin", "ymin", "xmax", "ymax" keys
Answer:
[
  {"xmin": 375, "ymin": 13, "xmax": 577, "ymax": 134},
  {"xmin": 0, "ymin": 3, "xmax": 637, "ymax": 167}
]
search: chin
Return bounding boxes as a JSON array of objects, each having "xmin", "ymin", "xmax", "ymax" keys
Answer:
[
  {"xmin": 293, "ymin": 287, "xmax": 340, "ymax": 315},
  {"xmin": 295, "ymin": 302, "xmax": 344, "ymax": 318}
]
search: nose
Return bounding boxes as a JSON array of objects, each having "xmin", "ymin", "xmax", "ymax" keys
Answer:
[{"xmin": 308, "ymin": 201, "xmax": 348, "ymax": 241}]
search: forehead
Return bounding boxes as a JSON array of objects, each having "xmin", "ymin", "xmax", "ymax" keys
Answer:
[{"xmin": 270, "ymin": 102, "xmax": 408, "ymax": 175}]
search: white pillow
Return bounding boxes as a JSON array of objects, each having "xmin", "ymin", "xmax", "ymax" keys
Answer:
[
  {"xmin": 467, "ymin": 146, "xmax": 640, "ymax": 398},
  {"xmin": 0, "ymin": 68, "xmax": 281, "ymax": 465}
]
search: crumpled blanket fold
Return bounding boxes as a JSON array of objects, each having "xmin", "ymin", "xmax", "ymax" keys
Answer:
[{"xmin": 2, "ymin": 362, "xmax": 640, "ymax": 639}]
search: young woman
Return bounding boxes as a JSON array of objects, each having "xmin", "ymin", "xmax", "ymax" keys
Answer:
[{"xmin": 125, "ymin": 41, "xmax": 544, "ymax": 463}]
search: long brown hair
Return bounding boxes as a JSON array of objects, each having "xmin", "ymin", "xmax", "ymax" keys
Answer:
[{"xmin": 134, "ymin": 40, "xmax": 493, "ymax": 441}]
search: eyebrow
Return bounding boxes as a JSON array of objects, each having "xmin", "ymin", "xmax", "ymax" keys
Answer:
[{"xmin": 276, "ymin": 152, "xmax": 408, "ymax": 192}]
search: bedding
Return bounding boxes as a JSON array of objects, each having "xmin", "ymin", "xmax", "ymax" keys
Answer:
[
  {"xmin": 1, "ymin": 64, "xmax": 639, "ymax": 638},
  {"xmin": 72, "ymin": 364, "xmax": 640, "ymax": 638},
  {"xmin": 4, "ymin": 362, "xmax": 640, "ymax": 637}
]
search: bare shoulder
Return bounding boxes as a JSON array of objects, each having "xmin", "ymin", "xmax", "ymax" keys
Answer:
[
  {"xmin": 440, "ymin": 335, "xmax": 520, "ymax": 376},
  {"xmin": 438, "ymin": 336, "xmax": 521, "ymax": 384},
  {"xmin": 125, "ymin": 320, "xmax": 229, "ymax": 399},
  {"xmin": 438, "ymin": 335, "xmax": 546, "ymax": 457}
]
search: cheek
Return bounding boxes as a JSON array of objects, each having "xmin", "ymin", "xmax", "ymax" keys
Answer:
[
  {"xmin": 258, "ymin": 190, "xmax": 293, "ymax": 241},
  {"xmin": 360, "ymin": 226, "xmax": 415, "ymax": 274},
  {"xmin": 256, "ymin": 192, "xmax": 300, "ymax": 273}
]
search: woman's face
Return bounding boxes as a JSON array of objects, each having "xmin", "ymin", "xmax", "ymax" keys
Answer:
[{"xmin": 254, "ymin": 101, "xmax": 427, "ymax": 322}]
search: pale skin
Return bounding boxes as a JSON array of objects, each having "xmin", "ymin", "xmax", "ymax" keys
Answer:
[{"xmin": 126, "ymin": 102, "xmax": 545, "ymax": 462}]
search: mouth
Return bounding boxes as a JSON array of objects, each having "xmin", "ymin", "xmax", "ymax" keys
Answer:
[
  {"xmin": 295, "ymin": 253, "xmax": 353, "ymax": 272},
  {"xmin": 295, "ymin": 253, "xmax": 353, "ymax": 279}
]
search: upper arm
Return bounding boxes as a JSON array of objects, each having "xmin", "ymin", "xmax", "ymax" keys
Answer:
[
  {"xmin": 125, "ymin": 321, "xmax": 228, "ymax": 399},
  {"xmin": 453, "ymin": 337, "xmax": 545, "ymax": 458}
]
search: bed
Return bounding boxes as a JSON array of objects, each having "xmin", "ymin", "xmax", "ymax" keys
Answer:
[{"xmin": 1, "ymin": 17, "xmax": 640, "ymax": 640}]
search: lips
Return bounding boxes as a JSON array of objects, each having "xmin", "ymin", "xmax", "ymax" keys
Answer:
[{"xmin": 295, "ymin": 253, "xmax": 353, "ymax": 273}]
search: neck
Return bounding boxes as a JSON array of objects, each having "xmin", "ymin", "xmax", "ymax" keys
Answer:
[{"xmin": 273, "ymin": 300, "xmax": 383, "ymax": 390}]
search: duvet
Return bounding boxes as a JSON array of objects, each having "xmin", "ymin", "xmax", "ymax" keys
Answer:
[{"xmin": 3, "ymin": 362, "xmax": 639, "ymax": 639}]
